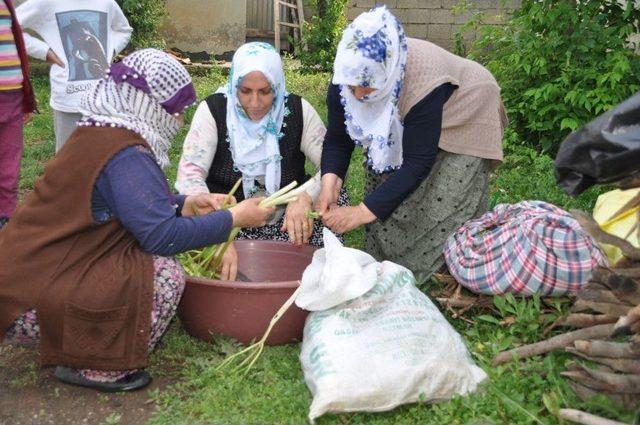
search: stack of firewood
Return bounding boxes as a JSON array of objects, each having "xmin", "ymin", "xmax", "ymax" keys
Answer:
[
  {"xmin": 561, "ymin": 266, "xmax": 640, "ymax": 411},
  {"xmin": 492, "ymin": 209, "xmax": 640, "ymax": 422}
]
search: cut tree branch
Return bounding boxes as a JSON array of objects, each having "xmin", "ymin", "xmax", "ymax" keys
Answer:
[
  {"xmin": 492, "ymin": 324, "xmax": 615, "ymax": 365},
  {"xmin": 573, "ymin": 340, "xmax": 640, "ymax": 358},
  {"xmin": 558, "ymin": 408, "xmax": 631, "ymax": 425},
  {"xmin": 563, "ymin": 363, "xmax": 640, "ymax": 393},
  {"xmin": 566, "ymin": 347, "xmax": 640, "ymax": 374}
]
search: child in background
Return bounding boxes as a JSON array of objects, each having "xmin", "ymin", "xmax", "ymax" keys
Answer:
[
  {"xmin": 16, "ymin": 0, "xmax": 131, "ymax": 151},
  {"xmin": 0, "ymin": 0, "xmax": 36, "ymax": 228}
]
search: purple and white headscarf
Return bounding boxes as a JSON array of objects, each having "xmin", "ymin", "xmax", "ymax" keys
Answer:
[
  {"xmin": 78, "ymin": 49, "xmax": 196, "ymax": 169},
  {"xmin": 333, "ymin": 6, "xmax": 408, "ymax": 173}
]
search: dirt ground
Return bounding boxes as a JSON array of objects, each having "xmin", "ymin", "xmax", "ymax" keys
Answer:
[{"xmin": 0, "ymin": 343, "xmax": 170, "ymax": 425}]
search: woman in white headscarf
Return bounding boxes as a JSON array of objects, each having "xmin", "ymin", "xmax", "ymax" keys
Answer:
[
  {"xmin": 317, "ymin": 6, "xmax": 508, "ymax": 277},
  {"xmin": 176, "ymin": 42, "xmax": 349, "ymax": 276},
  {"xmin": 0, "ymin": 49, "xmax": 273, "ymax": 392}
]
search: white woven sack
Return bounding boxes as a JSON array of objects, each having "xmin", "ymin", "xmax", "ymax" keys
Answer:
[{"xmin": 297, "ymin": 229, "xmax": 487, "ymax": 422}]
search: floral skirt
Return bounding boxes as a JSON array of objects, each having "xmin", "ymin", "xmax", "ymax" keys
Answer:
[{"xmin": 3, "ymin": 255, "xmax": 185, "ymax": 382}]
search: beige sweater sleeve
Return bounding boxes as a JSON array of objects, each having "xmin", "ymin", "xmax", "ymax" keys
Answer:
[{"xmin": 299, "ymin": 98, "xmax": 326, "ymax": 202}]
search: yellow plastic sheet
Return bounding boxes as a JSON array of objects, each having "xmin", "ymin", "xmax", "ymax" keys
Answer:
[{"xmin": 592, "ymin": 188, "xmax": 640, "ymax": 265}]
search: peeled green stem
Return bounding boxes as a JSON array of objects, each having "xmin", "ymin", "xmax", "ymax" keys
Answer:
[
  {"xmin": 279, "ymin": 177, "xmax": 315, "ymax": 198},
  {"xmin": 216, "ymin": 283, "xmax": 304, "ymax": 375},
  {"xmin": 262, "ymin": 195, "xmax": 298, "ymax": 208},
  {"xmin": 223, "ymin": 178, "xmax": 242, "ymax": 209},
  {"xmin": 260, "ymin": 181, "xmax": 298, "ymax": 207}
]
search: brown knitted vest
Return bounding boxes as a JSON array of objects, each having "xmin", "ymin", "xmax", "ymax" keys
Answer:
[
  {"xmin": 399, "ymin": 38, "xmax": 507, "ymax": 161},
  {"xmin": 204, "ymin": 93, "xmax": 306, "ymax": 201},
  {"xmin": 0, "ymin": 127, "xmax": 154, "ymax": 370}
]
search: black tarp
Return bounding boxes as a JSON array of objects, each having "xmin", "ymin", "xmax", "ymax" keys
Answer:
[{"xmin": 555, "ymin": 92, "xmax": 640, "ymax": 196}]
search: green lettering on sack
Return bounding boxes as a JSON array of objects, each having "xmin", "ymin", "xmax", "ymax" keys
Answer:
[
  {"xmin": 363, "ymin": 271, "xmax": 415, "ymax": 298},
  {"xmin": 308, "ymin": 343, "xmax": 337, "ymax": 378},
  {"xmin": 306, "ymin": 310, "xmax": 332, "ymax": 338}
]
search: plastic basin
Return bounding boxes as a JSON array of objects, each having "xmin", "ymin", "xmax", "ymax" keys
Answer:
[{"xmin": 178, "ymin": 240, "xmax": 316, "ymax": 345}]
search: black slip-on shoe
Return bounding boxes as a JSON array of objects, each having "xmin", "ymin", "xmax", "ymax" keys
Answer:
[{"xmin": 53, "ymin": 366, "xmax": 152, "ymax": 393}]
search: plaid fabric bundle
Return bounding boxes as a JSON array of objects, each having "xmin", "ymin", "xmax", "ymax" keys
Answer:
[{"xmin": 443, "ymin": 201, "xmax": 608, "ymax": 296}]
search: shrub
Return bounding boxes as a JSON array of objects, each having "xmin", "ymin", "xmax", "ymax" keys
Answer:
[
  {"xmin": 466, "ymin": 0, "xmax": 640, "ymax": 154},
  {"xmin": 296, "ymin": 0, "xmax": 348, "ymax": 73},
  {"xmin": 116, "ymin": 0, "xmax": 166, "ymax": 49}
]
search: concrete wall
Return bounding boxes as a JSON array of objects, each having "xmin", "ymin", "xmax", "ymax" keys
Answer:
[
  {"xmin": 161, "ymin": 0, "xmax": 246, "ymax": 56},
  {"xmin": 347, "ymin": 0, "xmax": 521, "ymax": 51}
]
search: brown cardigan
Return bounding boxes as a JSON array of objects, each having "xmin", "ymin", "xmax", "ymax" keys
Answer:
[{"xmin": 0, "ymin": 127, "xmax": 154, "ymax": 370}]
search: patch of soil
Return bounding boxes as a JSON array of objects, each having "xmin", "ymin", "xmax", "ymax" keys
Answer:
[{"xmin": 0, "ymin": 343, "xmax": 173, "ymax": 425}]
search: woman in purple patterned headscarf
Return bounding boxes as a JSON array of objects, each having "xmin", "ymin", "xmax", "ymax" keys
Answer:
[{"xmin": 0, "ymin": 49, "xmax": 274, "ymax": 392}]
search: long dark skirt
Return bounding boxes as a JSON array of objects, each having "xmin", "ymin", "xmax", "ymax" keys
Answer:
[{"xmin": 364, "ymin": 150, "xmax": 492, "ymax": 278}]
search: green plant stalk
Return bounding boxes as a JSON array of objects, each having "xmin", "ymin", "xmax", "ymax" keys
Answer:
[
  {"xmin": 274, "ymin": 191, "xmax": 300, "ymax": 204},
  {"xmin": 222, "ymin": 178, "xmax": 242, "ymax": 209},
  {"xmin": 260, "ymin": 181, "xmax": 298, "ymax": 206},
  {"xmin": 182, "ymin": 178, "xmax": 306, "ymax": 279},
  {"xmin": 259, "ymin": 178, "xmax": 316, "ymax": 207},
  {"xmin": 261, "ymin": 195, "xmax": 298, "ymax": 208},
  {"xmin": 210, "ymin": 227, "xmax": 241, "ymax": 274},
  {"xmin": 305, "ymin": 211, "xmax": 320, "ymax": 219},
  {"xmin": 210, "ymin": 179, "xmax": 310, "ymax": 274},
  {"xmin": 202, "ymin": 245, "xmax": 219, "ymax": 264},
  {"xmin": 183, "ymin": 179, "xmax": 243, "ymax": 278},
  {"xmin": 216, "ymin": 283, "xmax": 304, "ymax": 376}
]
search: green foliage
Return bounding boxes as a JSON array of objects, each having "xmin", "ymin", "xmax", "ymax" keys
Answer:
[
  {"xmin": 116, "ymin": 0, "xmax": 166, "ymax": 49},
  {"xmin": 467, "ymin": 0, "xmax": 640, "ymax": 154},
  {"xmin": 489, "ymin": 130, "xmax": 608, "ymax": 213},
  {"xmin": 296, "ymin": 0, "xmax": 348, "ymax": 72}
]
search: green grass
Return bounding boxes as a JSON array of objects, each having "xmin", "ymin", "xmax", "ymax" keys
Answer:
[{"xmin": 20, "ymin": 71, "xmax": 633, "ymax": 424}]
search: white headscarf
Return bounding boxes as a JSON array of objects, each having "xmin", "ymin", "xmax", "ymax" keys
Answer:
[
  {"xmin": 78, "ymin": 49, "xmax": 196, "ymax": 169},
  {"xmin": 217, "ymin": 42, "xmax": 287, "ymax": 199},
  {"xmin": 333, "ymin": 6, "xmax": 408, "ymax": 173}
]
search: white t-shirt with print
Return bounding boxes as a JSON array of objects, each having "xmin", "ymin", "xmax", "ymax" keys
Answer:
[{"xmin": 17, "ymin": 0, "xmax": 132, "ymax": 112}]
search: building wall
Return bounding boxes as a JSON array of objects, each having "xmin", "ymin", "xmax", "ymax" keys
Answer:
[
  {"xmin": 347, "ymin": 0, "xmax": 521, "ymax": 51},
  {"xmin": 160, "ymin": 0, "xmax": 246, "ymax": 56}
]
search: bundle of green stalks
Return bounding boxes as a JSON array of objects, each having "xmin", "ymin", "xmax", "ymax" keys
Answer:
[
  {"xmin": 179, "ymin": 178, "xmax": 315, "ymax": 280},
  {"xmin": 178, "ymin": 178, "xmax": 242, "ymax": 279}
]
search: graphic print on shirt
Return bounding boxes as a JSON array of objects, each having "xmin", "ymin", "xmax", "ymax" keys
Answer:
[{"xmin": 55, "ymin": 10, "xmax": 109, "ymax": 82}]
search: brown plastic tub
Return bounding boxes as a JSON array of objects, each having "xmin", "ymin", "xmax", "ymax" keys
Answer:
[{"xmin": 178, "ymin": 240, "xmax": 317, "ymax": 345}]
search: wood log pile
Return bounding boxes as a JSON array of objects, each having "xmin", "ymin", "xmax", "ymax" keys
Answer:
[{"xmin": 492, "ymin": 208, "xmax": 640, "ymax": 423}]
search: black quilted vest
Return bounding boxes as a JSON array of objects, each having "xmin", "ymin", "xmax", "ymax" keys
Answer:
[{"xmin": 204, "ymin": 93, "xmax": 306, "ymax": 201}]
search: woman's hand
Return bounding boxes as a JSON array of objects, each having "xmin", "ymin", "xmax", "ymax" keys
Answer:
[
  {"xmin": 230, "ymin": 197, "xmax": 275, "ymax": 228},
  {"xmin": 216, "ymin": 242, "xmax": 238, "ymax": 281},
  {"xmin": 282, "ymin": 192, "xmax": 314, "ymax": 245},
  {"xmin": 322, "ymin": 203, "xmax": 376, "ymax": 234},
  {"xmin": 182, "ymin": 193, "xmax": 236, "ymax": 217},
  {"xmin": 315, "ymin": 173, "xmax": 342, "ymax": 215},
  {"xmin": 46, "ymin": 49, "xmax": 65, "ymax": 68}
]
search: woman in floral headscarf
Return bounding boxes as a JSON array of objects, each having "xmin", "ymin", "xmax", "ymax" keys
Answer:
[
  {"xmin": 0, "ymin": 49, "xmax": 274, "ymax": 392},
  {"xmin": 317, "ymin": 6, "xmax": 507, "ymax": 277},
  {"xmin": 175, "ymin": 42, "xmax": 349, "ymax": 277}
]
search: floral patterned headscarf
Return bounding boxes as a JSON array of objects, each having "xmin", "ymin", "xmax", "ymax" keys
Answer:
[
  {"xmin": 217, "ymin": 42, "xmax": 287, "ymax": 199},
  {"xmin": 333, "ymin": 6, "xmax": 407, "ymax": 173}
]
